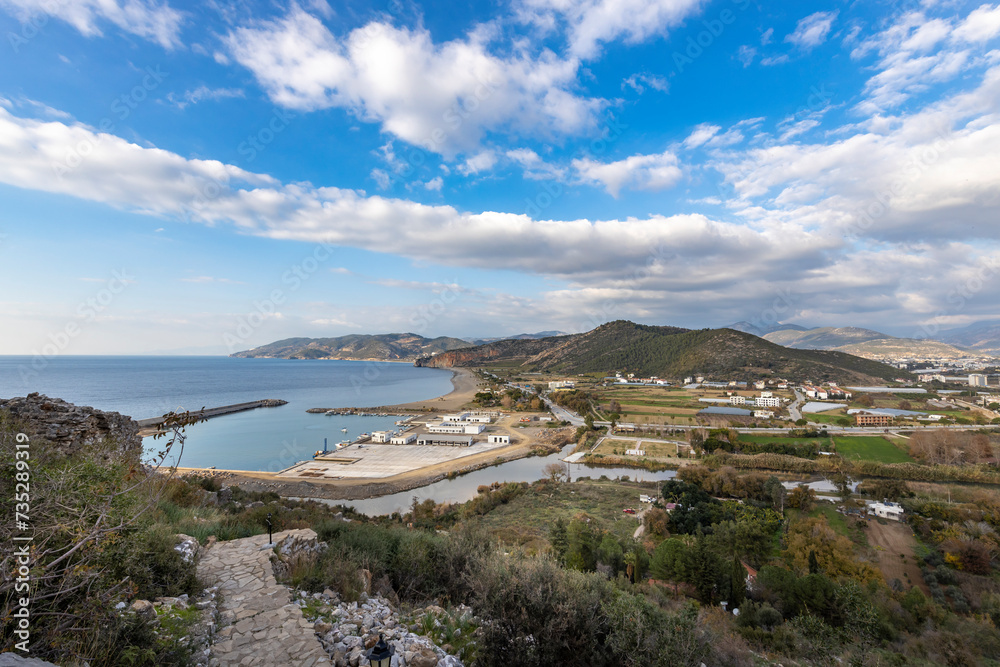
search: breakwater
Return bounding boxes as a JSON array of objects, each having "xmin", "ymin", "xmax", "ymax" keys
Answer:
[{"xmin": 137, "ymin": 399, "xmax": 287, "ymax": 432}]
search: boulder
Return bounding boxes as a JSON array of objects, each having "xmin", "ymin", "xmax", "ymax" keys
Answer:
[{"xmin": 130, "ymin": 599, "xmax": 156, "ymax": 621}]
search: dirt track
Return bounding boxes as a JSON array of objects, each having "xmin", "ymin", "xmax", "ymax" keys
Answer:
[{"xmin": 866, "ymin": 519, "xmax": 927, "ymax": 593}]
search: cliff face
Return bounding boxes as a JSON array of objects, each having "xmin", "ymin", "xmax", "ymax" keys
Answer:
[{"xmin": 0, "ymin": 393, "xmax": 142, "ymax": 462}]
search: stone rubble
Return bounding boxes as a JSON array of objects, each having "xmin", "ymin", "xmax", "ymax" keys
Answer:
[{"xmin": 290, "ymin": 588, "xmax": 468, "ymax": 667}]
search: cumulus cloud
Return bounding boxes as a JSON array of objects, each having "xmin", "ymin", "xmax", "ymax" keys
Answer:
[
  {"xmin": 572, "ymin": 149, "xmax": 682, "ymax": 197},
  {"xmin": 785, "ymin": 10, "xmax": 837, "ymax": 51},
  {"xmin": 225, "ymin": 6, "xmax": 601, "ymax": 157},
  {"xmin": 0, "ymin": 0, "xmax": 184, "ymax": 48},
  {"xmin": 853, "ymin": 5, "xmax": 1000, "ymax": 113},
  {"xmin": 517, "ymin": 0, "xmax": 706, "ymax": 59}
]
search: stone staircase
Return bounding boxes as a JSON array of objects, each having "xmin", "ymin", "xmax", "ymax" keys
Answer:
[{"xmin": 197, "ymin": 529, "xmax": 332, "ymax": 667}]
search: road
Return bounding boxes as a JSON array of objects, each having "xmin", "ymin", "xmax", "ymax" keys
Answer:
[
  {"xmin": 540, "ymin": 393, "xmax": 586, "ymax": 427},
  {"xmin": 788, "ymin": 387, "xmax": 804, "ymax": 422},
  {"xmin": 536, "ymin": 388, "xmax": 999, "ymax": 435}
]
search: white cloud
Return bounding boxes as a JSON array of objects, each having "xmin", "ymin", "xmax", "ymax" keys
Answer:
[
  {"xmin": 518, "ymin": 0, "xmax": 707, "ymax": 59},
  {"xmin": 683, "ymin": 123, "xmax": 720, "ymax": 149},
  {"xmin": 505, "ymin": 147, "xmax": 567, "ymax": 179},
  {"xmin": 760, "ymin": 27, "xmax": 774, "ymax": 46},
  {"xmin": 370, "ymin": 168, "xmax": 391, "ymax": 190},
  {"xmin": 621, "ymin": 72, "xmax": 669, "ymax": 94},
  {"xmin": 953, "ymin": 4, "xmax": 1000, "ymax": 43},
  {"xmin": 852, "ymin": 5, "xmax": 1000, "ymax": 113},
  {"xmin": 423, "ymin": 176, "xmax": 443, "ymax": 191},
  {"xmin": 0, "ymin": 0, "xmax": 184, "ymax": 48},
  {"xmin": 785, "ymin": 11, "xmax": 838, "ymax": 51},
  {"xmin": 457, "ymin": 150, "xmax": 497, "ymax": 175},
  {"xmin": 167, "ymin": 86, "xmax": 244, "ymax": 110},
  {"xmin": 572, "ymin": 149, "xmax": 682, "ymax": 197},
  {"xmin": 760, "ymin": 54, "xmax": 790, "ymax": 66},
  {"xmin": 225, "ymin": 6, "xmax": 601, "ymax": 157},
  {"xmin": 736, "ymin": 45, "xmax": 756, "ymax": 67},
  {"xmin": 712, "ymin": 63, "xmax": 1000, "ymax": 244}
]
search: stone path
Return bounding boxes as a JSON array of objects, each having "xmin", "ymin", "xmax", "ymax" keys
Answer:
[{"xmin": 197, "ymin": 529, "xmax": 332, "ymax": 667}]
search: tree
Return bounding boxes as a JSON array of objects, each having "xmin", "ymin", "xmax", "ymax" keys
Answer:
[
  {"xmin": 764, "ymin": 475, "xmax": 786, "ymax": 513},
  {"xmin": 565, "ymin": 518, "xmax": 597, "ymax": 571},
  {"xmin": 650, "ymin": 539, "xmax": 688, "ymax": 581},
  {"xmin": 549, "ymin": 518, "xmax": 569, "ymax": 564},
  {"xmin": 856, "ymin": 394, "xmax": 874, "ymax": 408},
  {"xmin": 787, "ymin": 485, "xmax": 816, "ymax": 511},
  {"xmin": 597, "ymin": 534, "xmax": 625, "ymax": 574},
  {"xmin": 808, "ymin": 549, "xmax": 820, "ymax": 575},
  {"xmin": 543, "ymin": 462, "xmax": 567, "ymax": 482}
]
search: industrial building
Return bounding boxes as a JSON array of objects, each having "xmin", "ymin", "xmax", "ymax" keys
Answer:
[
  {"xmin": 416, "ymin": 434, "xmax": 473, "ymax": 447},
  {"xmin": 390, "ymin": 433, "xmax": 417, "ymax": 445},
  {"xmin": 488, "ymin": 434, "xmax": 510, "ymax": 444}
]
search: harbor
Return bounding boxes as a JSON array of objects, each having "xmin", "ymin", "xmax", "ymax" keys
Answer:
[{"xmin": 136, "ymin": 398, "xmax": 288, "ymax": 435}]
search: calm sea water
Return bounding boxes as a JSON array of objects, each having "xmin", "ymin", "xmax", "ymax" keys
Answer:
[{"xmin": 0, "ymin": 356, "xmax": 455, "ymax": 471}]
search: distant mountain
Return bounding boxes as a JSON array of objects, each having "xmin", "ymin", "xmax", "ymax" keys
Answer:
[
  {"xmin": 937, "ymin": 320, "xmax": 1000, "ymax": 356},
  {"xmin": 416, "ymin": 320, "xmax": 906, "ymax": 384},
  {"xmin": 764, "ymin": 326, "xmax": 889, "ymax": 349},
  {"xmin": 469, "ymin": 331, "xmax": 569, "ymax": 345},
  {"xmin": 231, "ymin": 334, "xmax": 472, "ymax": 361},
  {"xmin": 763, "ymin": 326, "xmax": 984, "ymax": 359},
  {"xmin": 726, "ymin": 321, "xmax": 809, "ymax": 336}
]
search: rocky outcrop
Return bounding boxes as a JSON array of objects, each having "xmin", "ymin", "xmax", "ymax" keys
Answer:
[
  {"xmin": 292, "ymin": 588, "xmax": 468, "ymax": 667},
  {"xmin": 0, "ymin": 393, "xmax": 142, "ymax": 461}
]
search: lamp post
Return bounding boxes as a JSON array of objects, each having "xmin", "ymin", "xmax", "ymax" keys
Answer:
[
  {"xmin": 365, "ymin": 633, "xmax": 394, "ymax": 667},
  {"xmin": 266, "ymin": 512, "xmax": 273, "ymax": 545}
]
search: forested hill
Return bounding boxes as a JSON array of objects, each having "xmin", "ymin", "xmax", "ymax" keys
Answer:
[
  {"xmin": 231, "ymin": 333, "xmax": 471, "ymax": 361},
  {"xmin": 416, "ymin": 320, "xmax": 907, "ymax": 384}
]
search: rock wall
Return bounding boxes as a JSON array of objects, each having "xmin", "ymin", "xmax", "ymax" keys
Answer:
[{"xmin": 0, "ymin": 392, "xmax": 142, "ymax": 461}]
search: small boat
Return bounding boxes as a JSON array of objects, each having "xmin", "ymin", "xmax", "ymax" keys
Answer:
[{"xmin": 341, "ymin": 427, "xmax": 348, "ymax": 433}]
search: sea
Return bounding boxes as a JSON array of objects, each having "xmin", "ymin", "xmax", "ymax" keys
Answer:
[{"xmin": 0, "ymin": 356, "xmax": 455, "ymax": 471}]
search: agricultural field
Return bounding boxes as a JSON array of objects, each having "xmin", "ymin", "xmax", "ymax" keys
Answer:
[
  {"xmin": 470, "ymin": 478, "xmax": 654, "ymax": 550},
  {"xmin": 833, "ymin": 436, "xmax": 913, "ymax": 463},
  {"xmin": 590, "ymin": 384, "xmax": 791, "ymax": 425}
]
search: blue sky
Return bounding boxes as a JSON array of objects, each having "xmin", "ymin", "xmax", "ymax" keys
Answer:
[{"xmin": 0, "ymin": 0, "xmax": 999, "ymax": 354}]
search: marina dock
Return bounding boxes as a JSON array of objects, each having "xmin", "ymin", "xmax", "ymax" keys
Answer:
[{"xmin": 137, "ymin": 399, "xmax": 287, "ymax": 434}]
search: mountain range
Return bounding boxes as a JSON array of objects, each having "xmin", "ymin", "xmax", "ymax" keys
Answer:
[
  {"xmin": 230, "ymin": 334, "xmax": 472, "ymax": 361},
  {"xmin": 728, "ymin": 322, "xmax": 999, "ymax": 359},
  {"xmin": 416, "ymin": 320, "xmax": 906, "ymax": 384}
]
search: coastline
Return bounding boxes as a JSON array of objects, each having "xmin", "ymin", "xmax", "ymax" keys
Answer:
[{"xmin": 165, "ymin": 439, "xmax": 547, "ymax": 501}]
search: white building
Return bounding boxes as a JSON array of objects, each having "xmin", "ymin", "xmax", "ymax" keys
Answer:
[
  {"xmin": 390, "ymin": 433, "xmax": 417, "ymax": 445},
  {"xmin": 866, "ymin": 501, "xmax": 904, "ymax": 521},
  {"xmin": 970, "ymin": 374, "xmax": 989, "ymax": 387},
  {"xmin": 625, "ymin": 449, "xmax": 646, "ymax": 456},
  {"xmin": 754, "ymin": 381, "xmax": 766, "ymax": 390},
  {"xmin": 754, "ymin": 410, "xmax": 774, "ymax": 419},
  {"xmin": 370, "ymin": 431, "xmax": 391, "ymax": 443},
  {"xmin": 548, "ymin": 380, "xmax": 576, "ymax": 389},
  {"xmin": 465, "ymin": 414, "xmax": 492, "ymax": 423},
  {"xmin": 442, "ymin": 412, "xmax": 470, "ymax": 422},
  {"xmin": 416, "ymin": 434, "xmax": 473, "ymax": 447},
  {"xmin": 756, "ymin": 393, "xmax": 781, "ymax": 408},
  {"xmin": 729, "ymin": 395, "xmax": 747, "ymax": 405},
  {"xmin": 487, "ymin": 434, "xmax": 510, "ymax": 444},
  {"xmin": 428, "ymin": 422, "xmax": 486, "ymax": 435}
]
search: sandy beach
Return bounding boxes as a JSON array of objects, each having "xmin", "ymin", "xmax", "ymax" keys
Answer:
[{"xmin": 380, "ymin": 366, "xmax": 482, "ymax": 412}]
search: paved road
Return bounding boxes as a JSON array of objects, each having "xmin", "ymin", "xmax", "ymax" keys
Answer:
[
  {"xmin": 788, "ymin": 387, "xmax": 804, "ymax": 422},
  {"xmin": 541, "ymin": 393, "xmax": 586, "ymax": 426}
]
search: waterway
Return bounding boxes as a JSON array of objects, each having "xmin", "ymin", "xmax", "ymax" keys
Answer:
[{"xmin": 296, "ymin": 443, "xmax": 678, "ymax": 516}]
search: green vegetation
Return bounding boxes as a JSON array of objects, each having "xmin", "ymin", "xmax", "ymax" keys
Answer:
[
  {"xmin": 834, "ymin": 436, "xmax": 914, "ymax": 463},
  {"xmin": 428, "ymin": 320, "xmax": 907, "ymax": 384}
]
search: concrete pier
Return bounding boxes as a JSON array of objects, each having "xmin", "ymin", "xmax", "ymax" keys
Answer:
[{"xmin": 137, "ymin": 399, "xmax": 287, "ymax": 433}]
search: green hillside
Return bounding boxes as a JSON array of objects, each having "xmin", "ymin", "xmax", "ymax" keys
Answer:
[{"xmin": 419, "ymin": 320, "xmax": 907, "ymax": 384}]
